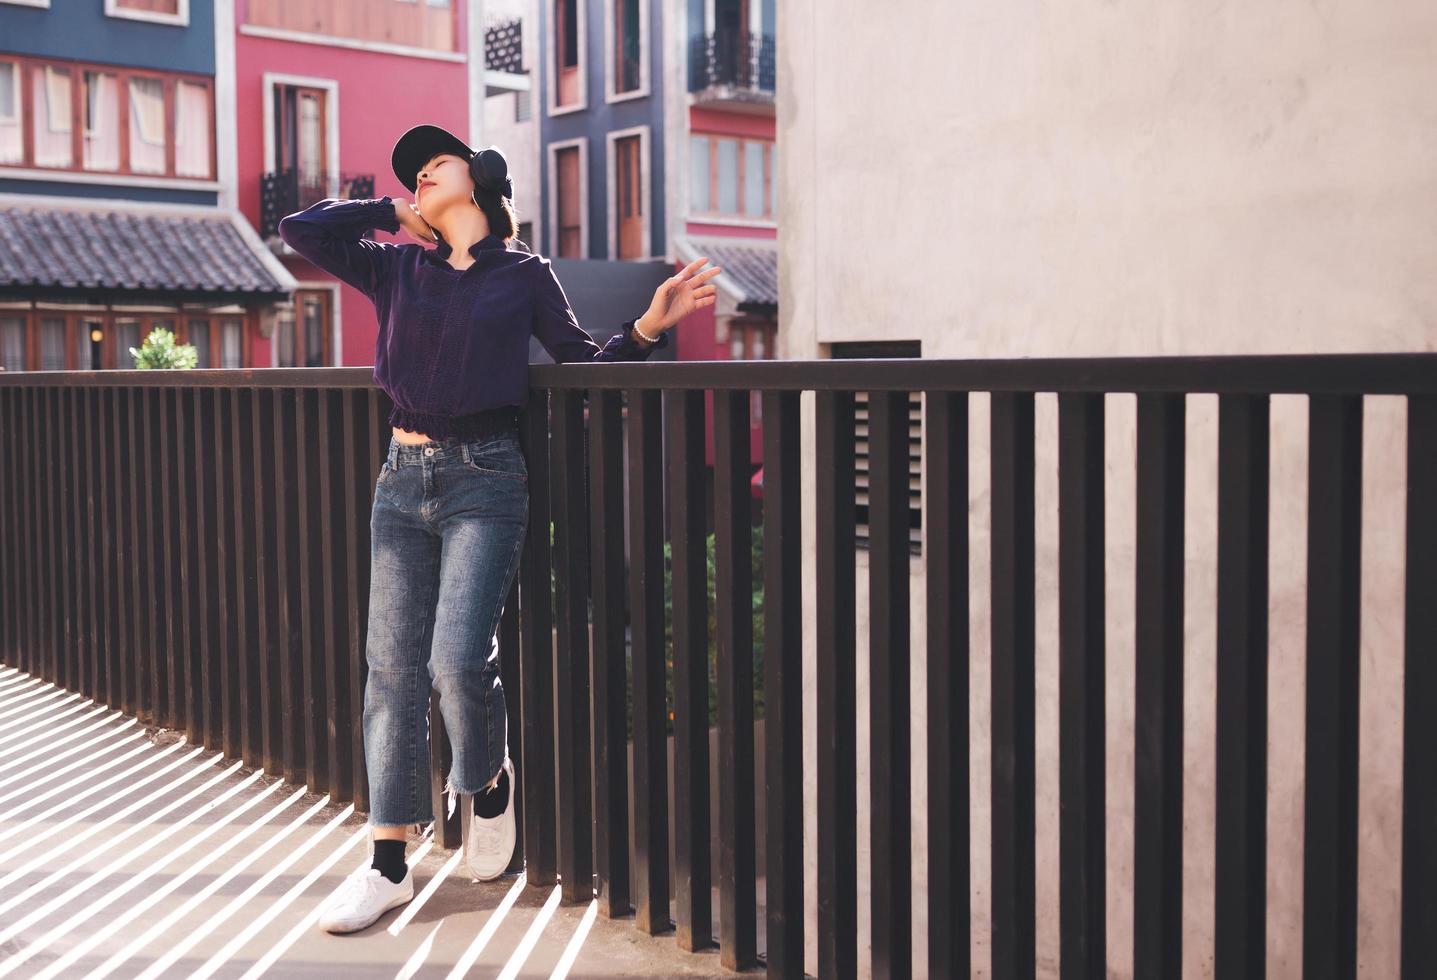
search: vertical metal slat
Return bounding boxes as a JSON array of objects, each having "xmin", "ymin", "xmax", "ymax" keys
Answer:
[
  {"xmin": 869, "ymin": 389, "xmax": 913, "ymax": 980},
  {"xmin": 1302, "ymin": 393, "xmax": 1362, "ymax": 980},
  {"xmin": 815, "ymin": 388, "xmax": 857, "ymax": 979},
  {"xmin": 668, "ymin": 387, "xmax": 712, "ymax": 948},
  {"xmin": 627, "ymin": 386, "xmax": 672, "ymax": 934},
  {"xmin": 1214, "ymin": 393, "xmax": 1270, "ymax": 978},
  {"xmin": 591, "ymin": 388, "xmax": 632, "ymax": 917},
  {"xmin": 1058, "ymin": 392, "xmax": 1106, "ymax": 980},
  {"xmin": 991, "ymin": 390, "xmax": 1036, "ymax": 980},
  {"xmin": 1133, "ymin": 392, "xmax": 1185, "ymax": 979}
]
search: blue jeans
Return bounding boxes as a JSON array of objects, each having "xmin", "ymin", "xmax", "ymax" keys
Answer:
[{"xmin": 362, "ymin": 428, "xmax": 529, "ymax": 828}]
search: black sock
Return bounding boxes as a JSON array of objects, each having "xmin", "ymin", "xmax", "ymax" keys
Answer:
[
  {"xmin": 371, "ymin": 838, "xmax": 407, "ymax": 884},
  {"xmin": 473, "ymin": 768, "xmax": 510, "ymax": 819}
]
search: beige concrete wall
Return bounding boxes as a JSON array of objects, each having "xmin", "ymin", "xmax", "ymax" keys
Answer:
[{"xmin": 778, "ymin": 1, "xmax": 1433, "ymax": 975}]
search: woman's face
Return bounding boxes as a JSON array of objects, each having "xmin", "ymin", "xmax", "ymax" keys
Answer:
[{"xmin": 414, "ymin": 152, "xmax": 473, "ymax": 215}]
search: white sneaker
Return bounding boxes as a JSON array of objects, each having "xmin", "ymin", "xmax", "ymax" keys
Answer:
[
  {"xmin": 318, "ymin": 864, "xmax": 414, "ymax": 933},
  {"xmin": 465, "ymin": 757, "xmax": 516, "ymax": 882}
]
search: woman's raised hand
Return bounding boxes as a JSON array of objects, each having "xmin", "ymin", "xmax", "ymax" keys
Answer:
[
  {"xmin": 639, "ymin": 257, "xmax": 722, "ymax": 338},
  {"xmin": 392, "ymin": 198, "xmax": 438, "ymax": 245}
]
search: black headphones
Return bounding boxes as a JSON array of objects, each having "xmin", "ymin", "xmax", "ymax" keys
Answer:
[{"xmin": 469, "ymin": 147, "xmax": 514, "ymax": 206}]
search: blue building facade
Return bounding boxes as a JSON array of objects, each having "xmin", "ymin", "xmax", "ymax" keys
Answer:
[
  {"xmin": 536, "ymin": 0, "xmax": 668, "ymax": 261},
  {"xmin": 0, "ymin": 0, "xmax": 219, "ymax": 204}
]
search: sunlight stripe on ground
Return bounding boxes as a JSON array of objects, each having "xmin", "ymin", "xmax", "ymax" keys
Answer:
[
  {"xmin": 0, "ymin": 662, "xmax": 729, "ymax": 979},
  {"xmin": 0, "ymin": 726, "xmax": 148, "ymax": 804},
  {"xmin": 25, "ymin": 783, "xmax": 306, "ymax": 980},
  {"xmin": 0, "ymin": 746, "xmax": 217, "ymax": 904},
  {"xmin": 80, "ymin": 792, "xmax": 337, "ymax": 979},
  {"xmin": 445, "ymin": 873, "xmax": 529, "ymax": 979},
  {"xmin": 1, "ymin": 770, "xmax": 273, "ymax": 978},
  {"xmin": 0, "ymin": 731, "xmax": 179, "ymax": 841},
  {"xmin": 494, "ymin": 882, "xmax": 564, "ymax": 979},
  {"xmin": 176, "ymin": 816, "xmax": 366, "ymax": 980}
]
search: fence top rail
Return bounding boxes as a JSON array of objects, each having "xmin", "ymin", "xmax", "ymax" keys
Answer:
[{"xmin": 1, "ymin": 352, "xmax": 1434, "ymax": 395}]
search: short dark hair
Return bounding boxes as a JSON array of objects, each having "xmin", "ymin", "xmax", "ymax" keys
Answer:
[{"xmin": 472, "ymin": 183, "xmax": 524, "ymax": 250}]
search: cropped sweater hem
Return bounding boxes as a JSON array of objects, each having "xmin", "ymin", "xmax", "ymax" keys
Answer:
[{"xmin": 387, "ymin": 404, "xmax": 522, "ymax": 442}]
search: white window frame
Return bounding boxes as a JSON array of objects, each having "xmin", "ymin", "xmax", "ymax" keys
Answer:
[
  {"xmin": 261, "ymin": 72, "xmax": 340, "ymax": 200},
  {"xmin": 546, "ymin": 136, "xmax": 588, "ymax": 259},
  {"xmin": 105, "ymin": 0, "xmax": 189, "ymax": 27},
  {"xmin": 546, "ymin": 0, "xmax": 588, "ymax": 116},
  {"xmin": 0, "ymin": 0, "xmax": 51, "ymax": 8},
  {"xmin": 604, "ymin": 0, "xmax": 649, "ymax": 104},
  {"xmin": 606, "ymin": 124, "xmax": 651, "ymax": 260}
]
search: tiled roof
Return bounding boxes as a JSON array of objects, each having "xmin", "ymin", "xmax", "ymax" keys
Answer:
[
  {"xmin": 0, "ymin": 198, "xmax": 296, "ymax": 301},
  {"xmin": 674, "ymin": 234, "xmax": 777, "ymax": 309}
]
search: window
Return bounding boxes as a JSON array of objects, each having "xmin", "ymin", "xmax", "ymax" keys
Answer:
[
  {"xmin": 187, "ymin": 317, "xmax": 212, "ymax": 367},
  {"xmin": 106, "ymin": 0, "xmax": 190, "ymax": 29},
  {"xmin": 555, "ymin": 144, "xmax": 582, "ymax": 257},
  {"xmin": 174, "ymin": 79, "xmax": 211, "ymax": 178},
  {"xmin": 113, "ymin": 0, "xmax": 180, "ymax": 14},
  {"xmin": 114, "ymin": 318, "xmax": 141, "ymax": 367},
  {"xmin": 716, "ymin": 138, "xmax": 738, "ymax": 212},
  {"xmin": 178, "ymin": 315, "xmax": 245, "ymax": 368},
  {"xmin": 615, "ymin": 133, "xmax": 643, "ymax": 259},
  {"xmin": 33, "ymin": 65, "xmax": 72, "ymax": 168},
  {"xmin": 273, "ymin": 83, "xmax": 329, "ymax": 206},
  {"xmin": 831, "ymin": 340, "xmax": 924, "ymax": 554},
  {"xmin": 1, "ymin": 62, "xmax": 23, "ymax": 164},
  {"xmin": 1, "ymin": 55, "xmax": 213, "ymax": 180},
  {"xmin": 1, "ymin": 316, "xmax": 24, "ymax": 370},
  {"xmin": 38, "ymin": 316, "xmax": 65, "ymax": 369},
  {"xmin": 127, "ymin": 76, "xmax": 166, "ymax": 174},
  {"xmin": 690, "ymin": 136, "xmax": 709, "ymax": 211},
  {"xmin": 83, "ymin": 70, "xmax": 120, "ymax": 171},
  {"xmin": 77, "ymin": 316, "xmax": 98, "ymax": 368},
  {"xmin": 221, "ymin": 318, "xmax": 243, "ymax": 368},
  {"xmin": 690, "ymin": 133, "xmax": 774, "ymax": 221},
  {"xmin": 613, "ymin": 0, "xmax": 641, "ymax": 94},
  {"xmin": 275, "ymin": 290, "xmax": 332, "ymax": 367},
  {"xmin": 554, "ymin": 0, "xmax": 580, "ymax": 107}
]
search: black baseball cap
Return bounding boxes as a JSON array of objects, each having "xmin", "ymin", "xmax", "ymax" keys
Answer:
[{"xmin": 391, "ymin": 124, "xmax": 475, "ymax": 195}]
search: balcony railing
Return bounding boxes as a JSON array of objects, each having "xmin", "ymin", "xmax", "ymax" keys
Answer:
[
  {"xmin": 688, "ymin": 29, "xmax": 776, "ymax": 99},
  {"xmin": 0, "ymin": 355, "xmax": 1434, "ymax": 978},
  {"xmin": 259, "ymin": 169, "xmax": 376, "ymax": 240}
]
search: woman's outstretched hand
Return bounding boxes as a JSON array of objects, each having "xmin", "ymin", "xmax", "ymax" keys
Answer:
[{"xmin": 636, "ymin": 256, "xmax": 722, "ymax": 342}]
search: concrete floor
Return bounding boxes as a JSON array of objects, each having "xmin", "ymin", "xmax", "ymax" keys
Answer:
[{"xmin": 0, "ymin": 664, "xmax": 761, "ymax": 979}]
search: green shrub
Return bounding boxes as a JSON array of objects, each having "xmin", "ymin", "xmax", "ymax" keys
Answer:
[
  {"xmin": 128, "ymin": 326, "xmax": 198, "ymax": 370},
  {"xmin": 659, "ymin": 523, "xmax": 766, "ymax": 734}
]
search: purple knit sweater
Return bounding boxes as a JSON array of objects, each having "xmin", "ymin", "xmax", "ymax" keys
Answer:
[{"xmin": 277, "ymin": 196, "xmax": 669, "ymax": 439}]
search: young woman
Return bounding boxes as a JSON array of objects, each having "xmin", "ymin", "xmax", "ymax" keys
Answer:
[{"xmin": 278, "ymin": 124, "xmax": 721, "ymax": 934}]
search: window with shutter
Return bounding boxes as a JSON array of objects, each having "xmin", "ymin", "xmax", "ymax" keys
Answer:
[{"xmin": 830, "ymin": 340, "xmax": 923, "ymax": 555}]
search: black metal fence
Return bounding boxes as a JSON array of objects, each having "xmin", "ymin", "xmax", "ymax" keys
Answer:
[
  {"xmin": 688, "ymin": 29, "xmax": 777, "ymax": 95},
  {"xmin": 0, "ymin": 355, "xmax": 1434, "ymax": 979},
  {"xmin": 258, "ymin": 170, "xmax": 376, "ymax": 239}
]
